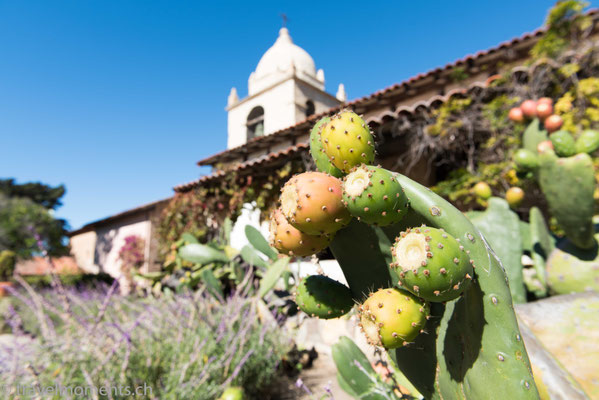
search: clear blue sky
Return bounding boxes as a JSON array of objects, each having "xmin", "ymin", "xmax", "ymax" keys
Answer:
[{"xmin": 0, "ymin": 0, "xmax": 583, "ymax": 229}]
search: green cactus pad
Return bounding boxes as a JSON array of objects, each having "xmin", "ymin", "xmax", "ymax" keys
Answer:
[
  {"xmin": 295, "ymin": 275, "xmax": 354, "ymax": 319},
  {"xmin": 342, "ymin": 165, "xmax": 409, "ymax": 226},
  {"xmin": 320, "ymin": 110, "xmax": 375, "ymax": 173},
  {"xmin": 575, "ymin": 129, "xmax": 599, "ymax": 154},
  {"xmin": 391, "ymin": 226, "xmax": 473, "ymax": 302},
  {"xmin": 538, "ymin": 152, "xmax": 595, "ymax": 249},
  {"xmin": 523, "ymin": 118, "xmax": 548, "ymax": 153},
  {"xmin": 358, "ymin": 287, "xmax": 429, "ymax": 349},
  {"xmin": 280, "ymin": 171, "xmax": 351, "ymax": 235},
  {"xmin": 513, "ymin": 148, "xmax": 539, "ymax": 171},
  {"xmin": 549, "ymin": 130, "xmax": 576, "ymax": 157},
  {"xmin": 309, "ymin": 116, "xmax": 344, "ymax": 178},
  {"xmin": 546, "ymin": 235, "xmax": 599, "ymax": 295}
]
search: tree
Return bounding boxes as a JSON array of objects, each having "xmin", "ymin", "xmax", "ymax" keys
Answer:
[{"xmin": 0, "ymin": 179, "xmax": 69, "ymax": 258}]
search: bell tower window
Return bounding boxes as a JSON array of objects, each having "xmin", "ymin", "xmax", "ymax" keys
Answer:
[
  {"xmin": 305, "ymin": 100, "xmax": 315, "ymax": 117},
  {"xmin": 247, "ymin": 106, "xmax": 265, "ymax": 141}
]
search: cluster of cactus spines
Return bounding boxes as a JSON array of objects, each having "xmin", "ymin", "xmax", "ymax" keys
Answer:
[
  {"xmin": 341, "ymin": 164, "xmax": 409, "ymax": 226},
  {"xmin": 279, "ymin": 171, "xmax": 351, "ymax": 235},
  {"xmin": 391, "ymin": 226, "xmax": 473, "ymax": 302},
  {"xmin": 319, "ymin": 110, "xmax": 375, "ymax": 173},
  {"xmin": 358, "ymin": 287, "xmax": 429, "ymax": 349},
  {"xmin": 309, "ymin": 116, "xmax": 344, "ymax": 178},
  {"xmin": 269, "ymin": 208, "xmax": 332, "ymax": 257},
  {"xmin": 294, "ymin": 274, "xmax": 354, "ymax": 319}
]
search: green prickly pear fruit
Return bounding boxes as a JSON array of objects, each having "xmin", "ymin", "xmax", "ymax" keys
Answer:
[
  {"xmin": 269, "ymin": 208, "xmax": 332, "ymax": 257},
  {"xmin": 549, "ymin": 130, "xmax": 576, "ymax": 157},
  {"xmin": 295, "ymin": 275, "xmax": 354, "ymax": 319},
  {"xmin": 341, "ymin": 165, "xmax": 409, "ymax": 226},
  {"xmin": 390, "ymin": 226, "xmax": 473, "ymax": 302},
  {"xmin": 472, "ymin": 182, "xmax": 492, "ymax": 200},
  {"xmin": 513, "ymin": 148, "xmax": 539, "ymax": 171},
  {"xmin": 219, "ymin": 387, "xmax": 244, "ymax": 400},
  {"xmin": 280, "ymin": 172, "xmax": 351, "ymax": 235},
  {"xmin": 575, "ymin": 129, "xmax": 599, "ymax": 154},
  {"xmin": 358, "ymin": 287, "xmax": 429, "ymax": 349},
  {"xmin": 546, "ymin": 234, "xmax": 599, "ymax": 295},
  {"xmin": 309, "ymin": 116, "xmax": 344, "ymax": 178},
  {"xmin": 505, "ymin": 187, "xmax": 525, "ymax": 208},
  {"xmin": 320, "ymin": 110, "xmax": 375, "ymax": 173}
]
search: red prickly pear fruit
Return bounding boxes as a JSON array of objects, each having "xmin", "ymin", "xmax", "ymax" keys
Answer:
[
  {"xmin": 342, "ymin": 165, "xmax": 409, "ymax": 226},
  {"xmin": 280, "ymin": 171, "xmax": 351, "ymax": 235},
  {"xmin": 358, "ymin": 287, "xmax": 429, "ymax": 349},
  {"xmin": 505, "ymin": 187, "xmax": 524, "ymax": 209},
  {"xmin": 320, "ymin": 110, "xmax": 376, "ymax": 173},
  {"xmin": 472, "ymin": 182, "xmax": 492, "ymax": 200},
  {"xmin": 521, "ymin": 100, "xmax": 537, "ymax": 119},
  {"xmin": 537, "ymin": 140, "xmax": 554, "ymax": 154},
  {"xmin": 508, "ymin": 107, "xmax": 524, "ymax": 122},
  {"xmin": 391, "ymin": 226, "xmax": 473, "ymax": 302},
  {"xmin": 537, "ymin": 97, "xmax": 553, "ymax": 106},
  {"xmin": 536, "ymin": 102, "xmax": 553, "ymax": 120},
  {"xmin": 269, "ymin": 208, "xmax": 332, "ymax": 257},
  {"xmin": 544, "ymin": 115, "xmax": 563, "ymax": 133}
]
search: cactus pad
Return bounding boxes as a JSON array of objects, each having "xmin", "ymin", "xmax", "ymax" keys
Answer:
[
  {"xmin": 575, "ymin": 129, "xmax": 599, "ymax": 154},
  {"xmin": 358, "ymin": 287, "xmax": 429, "ymax": 349},
  {"xmin": 320, "ymin": 110, "xmax": 375, "ymax": 172},
  {"xmin": 269, "ymin": 208, "xmax": 332, "ymax": 257},
  {"xmin": 295, "ymin": 275, "xmax": 354, "ymax": 319},
  {"xmin": 513, "ymin": 148, "xmax": 539, "ymax": 171},
  {"xmin": 546, "ymin": 235, "xmax": 599, "ymax": 294},
  {"xmin": 550, "ymin": 130, "xmax": 576, "ymax": 157},
  {"xmin": 280, "ymin": 172, "xmax": 351, "ymax": 235},
  {"xmin": 309, "ymin": 116, "xmax": 344, "ymax": 177},
  {"xmin": 391, "ymin": 226, "xmax": 473, "ymax": 302},
  {"xmin": 342, "ymin": 164, "xmax": 409, "ymax": 226}
]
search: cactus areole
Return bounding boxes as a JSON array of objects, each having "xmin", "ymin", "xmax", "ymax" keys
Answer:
[{"xmin": 280, "ymin": 171, "xmax": 351, "ymax": 235}]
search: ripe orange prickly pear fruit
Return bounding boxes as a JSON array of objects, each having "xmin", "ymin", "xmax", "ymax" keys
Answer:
[
  {"xmin": 505, "ymin": 187, "xmax": 524, "ymax": 209},
  {"xmin": 391, "ymin": 226, "xmax": 473, "ymax": 302},
  {"xmin": 537, "ymin": 97, "xmax": 553, "ymax": 106},
  {"xmin": 536, "ymin": 102, "xmax": 553, "ymax": 120},
  {"xmin": 508, "ymin": 107, "xmax": 524, "ymax": 122},
  {"xmin": 280, "ymin": 171, "xmax": 351, "ymax": 235},
  {"xmin": 537, "ymin": 140, "xmax": 554, "ymax": 154},
  {"xmin": 358, "ymin": 287, "xmax": 429, "ymax": 349},
  {"xmin": 473, "ymin": 182, "xmax": 492, "ymax": 200},
  {"xmin": 320, "ymin": 110, "xmax": 375, "ymax": 173},
  {"xmin": 269, "ymin": 208, "xmax": 332, "ymax": 257},
  {"xmin": 544, "ymin": 114, "xmax": 563, "ymax": 133},
  {"xmin": 521, "ymin": 100, "xmax": 537, "ymax": 119}
]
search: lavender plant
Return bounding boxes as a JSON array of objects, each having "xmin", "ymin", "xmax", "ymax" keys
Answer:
[{"xmin": 0, "ymin": 279, "xmax": 292, "ymax": 399}]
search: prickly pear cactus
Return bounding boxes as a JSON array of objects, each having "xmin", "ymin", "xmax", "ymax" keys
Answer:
[
  {"xmin": 549, "ymin": 130, "xmax": 576, "ymax": 157},
  {"xmin": 575, "ymin": 129, "xmax": 599, "ymax": 154},
  {"xmin": 391, "ymin": 226, "xmax": 473, "ymax": 302},
  {"xmin": 546, "ymin": 233, "xmax": 599, "ymax": 294},
  {"xmin": 523, "ymin": 118, "xmax": 548, "ymax": 153},
  {"xmin": 269, "ymin": 208, "xmax": 332, "ymax": 257},
  {"xmin": 320, "ymin": 110, "xmax": 375, "ymax": 172},
  {"xmin": 295, "ymin": 275, "xmax": 354, "ymax": 319},
  {"xmin": 309, "ymin": 116, "xmax": 344, "ymax": 177},
  {"xmin": 538, "ymin": 151, "xmax": 595, "ymax": 250},
  {"xmin": 342, "ymin": 164, "xmax": 409, "ymax": 226}
]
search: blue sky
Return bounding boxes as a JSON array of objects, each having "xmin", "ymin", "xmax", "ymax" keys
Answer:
[{"xmin": 0, "ymin": 0, "xmax": 582, "ymax": 229}]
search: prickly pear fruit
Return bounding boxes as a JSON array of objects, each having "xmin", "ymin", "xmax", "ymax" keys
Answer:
[
  {"xmin": 342, "ymin": 165, "xmax": 409, "ymax": 226},
  {"xmin": 537, "ymin": 97, "xmax": 553, "ymax": 106},
  {"xmin": 537, "ymin": 140, "xmax": 554, "ymax": 154},
  {"xmin": 536, "ymin": 102, "xmax": 553, "ymax": 120},
  {"xmin": 391, "ymin": 226, "xmax": 473, "ymax": 302},
  {"xmin": 280, "ymin": 172, "xmax": 351, "ymax": 235},
  {"xmin": 513, "ymin": 148, "xmax": 539, "ymax": 171},
  {"xmin": 575, "ymin": 129, "xmax": 599, "ymax": 154},
  {"xmin": 295, "ymin": 275, "xmax": 354, "ymax": 319},
  {"xmin": 269, "ymin": 208, "xmax": 332, "ymax": 257},
  {"xmin": 320, "ymin": 110, "xmax": 375, "ymax": 173},
  {"xmin": 473, "ymin": 182, "xmax": 492, "ymax": 199},
  {"xmin": 505, "ymin": 187, "xmax": 525, "ymax": 208},
  {"xmin": 544, "ymin": 114, "xmax": 563, "ymax": 133},
  {"xmin": 508, "ymin": 107, "xmax": 524, "ymax": 122},
  {"xmin": 219, "ymin": 387, "xmax": 244, "ymax": 400},
  {"xmin": 358, "ymin": 287, "xmax": 429, "ymax": 349},
  {"xmin": 549, "ymin": 130, "xmax": 576, "ymax": 157},
  {"xmin": 546, "ymin": 234, "xmax": 599, "ymax": 294},
  {"xmin": 521, "ymin": 100, "xmax": 537, "ymax": 119},
  {"xmin": 309, "ymin": 116, "xmax": 344, "ymax": 178}
]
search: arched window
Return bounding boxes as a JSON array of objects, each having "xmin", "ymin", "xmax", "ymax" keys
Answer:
[
  {"xmin": 247, "ymin": 106, "xmax": 265, "ymax": 141},
  {"xmin": 305, "ymin": 100, "xmax": 315, "ymax": 117}
]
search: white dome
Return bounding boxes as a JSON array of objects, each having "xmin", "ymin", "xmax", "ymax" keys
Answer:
[{"xmin": 249, "ymin": 28, "xmax": 323, "ymax": 95}]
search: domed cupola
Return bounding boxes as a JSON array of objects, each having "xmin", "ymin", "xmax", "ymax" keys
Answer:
[{"xmin": 249, "ymin": 28, "xmax": 324, "ymax": 95}]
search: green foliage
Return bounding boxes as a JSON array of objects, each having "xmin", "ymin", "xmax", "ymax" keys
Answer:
[
  {"xmin": 0, "ymin": 178, "xmax": 66, "ymax": 210},
  {"xmin": 426, "ymin": 98, "xmax": 472, "ymax": 137},
  {"xmin": 0, "ymin": 250, "xmax": 16, "ymax": 281}
]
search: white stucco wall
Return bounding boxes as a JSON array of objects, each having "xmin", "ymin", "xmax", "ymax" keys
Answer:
[{"xmin": 69, "ymin": 230, "xmax": 98, "ymax": 273}]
